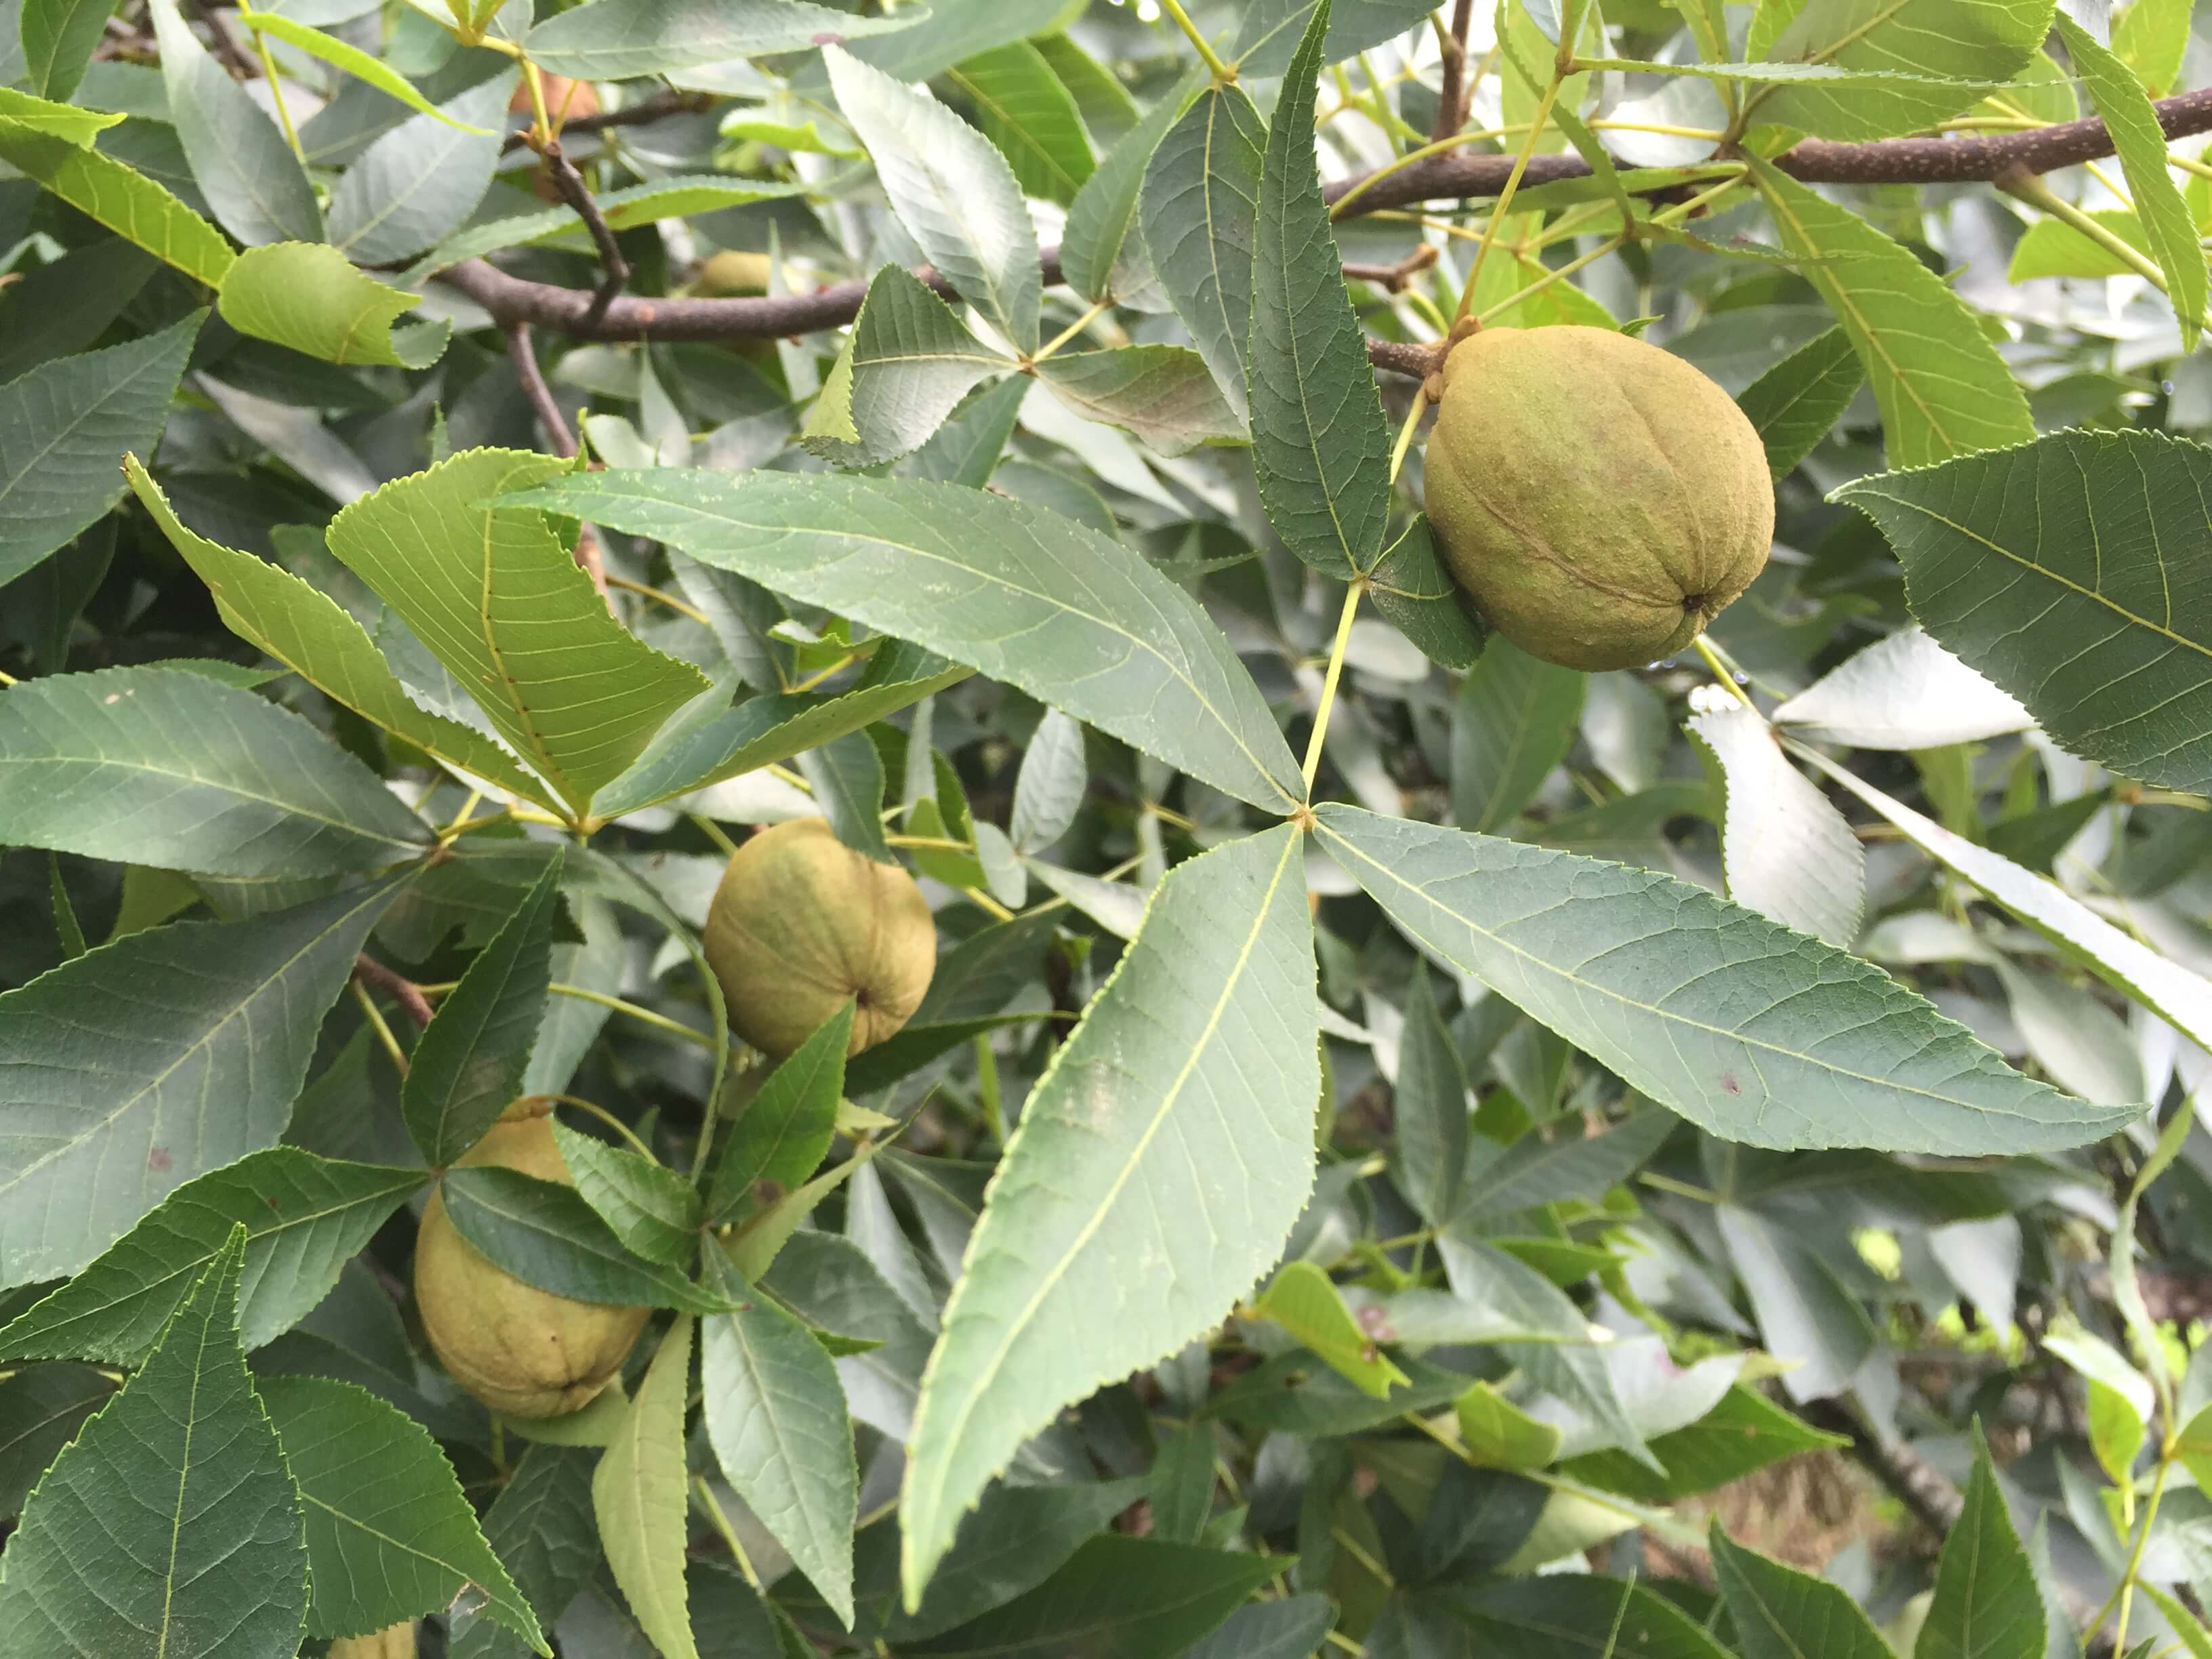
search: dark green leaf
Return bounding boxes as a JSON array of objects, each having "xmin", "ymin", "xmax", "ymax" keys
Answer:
[
  {"xmin": 1142, "ymin": 83, "xmax": 1263, "ymax": 421},
  {"xmin": 700, "ymin": 1244, "xmax": 857, "ymax": 1624},
  {"xmin": 1451, "ymin": 636, "xmax": 1585, "ymax": 834},
  {"xmin": 1833, "ymin": 428, "xmax": 2212, "ymax": 796},
  {"xmin": 403, "ymin": 861, "xmax": 562, "ymax": 1166},
  {"xmin": 0, "ymin": 665, "xmax": 430, "ymax": 878},
  {"xmin": 709, "ymin": 1002, "xmax": 853, "ymax": 1225},
  {"xmin": 501, "ymin": 470, "xmax": 1305, "ymax": 813},
  {"xmin": 1317, "ymin": 803, "xmax": 2131, "ymax": 1155},
  {"xmin": 1711, "ymin": 1523, "xmax": 1897, "ymax": 1659},
  {"xmin": 440, "ymin": 1165, "xmax": 738, "ymax": 1315},
  {"xmin": 1248, "ymin": 0, "xmax": 1392, "ymax": 576},
  {"xmin": 0, "ymin": 1147, "xmax": 422, "ymax": 1364},
  {"xmin": 262, "ymin": 1374, "xmax": 544, "ymax": 1647},
  {"xmin": 1919, "ymin": 1427, "xmax": 2043, "ymax": 1659},
  {"xmin": 901, "ymin": 827, "xmax": 1317, "ymax": 1602},
  {"xmin": 0, "ymin": 313, "xmax": 199, "ymax": 585},
  {"xmin": 1736, "ymin": 326, "xmax": 1864, "ymax": 478},
  {"xmin": 0, "ymin": 1231, "xmax": 309, "ymax": 1658},
  {"xmin": 902, "ymin": 1535, "xmax": 1279, "ymax": 1658},
  {"xmin": 0, "ymin": 878, "xmax": 405, "ymax": 1287}
]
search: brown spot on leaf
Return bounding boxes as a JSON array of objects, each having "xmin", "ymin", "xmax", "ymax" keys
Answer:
[
  {"xmin": 147, "ymin": 1147, "xmax": 172, "ymax": 1172},
  {"xmin": 1720, "ymin": 1073, "xmax": 1742, "ymax": 1095}
]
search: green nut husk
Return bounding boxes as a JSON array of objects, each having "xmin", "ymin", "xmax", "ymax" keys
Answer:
[
  {"xmin": 327, "ymin": 1624, "xmax": 418, "ymax": 1658},
  {"xmin": 1422, "ymin": 324, "xmax": 1774, "ymax": 672},
  {"xmin": 703, "ymin": 817, "xmax": 937, "ymax": 1057},
  {"xmin": 413, "ymin": 1101, "xmax": 649, "ymax": 1420}
]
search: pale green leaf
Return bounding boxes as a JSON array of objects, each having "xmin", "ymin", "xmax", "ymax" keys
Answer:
[
  {"xmin": 1749, "ymin": 0, "xmax": 2053, "ymax": 136},
  {"xmin": 1689, "ymin": 703, "xmax": 1864, "ymax": 948},
  {"xmin": 1771, "ymin": 626, "xmax": 2030, "ymax": 751},
  {"xmin": 2054, "ymin": 12, "xmax": 2207, "ymax": 350},
  {"xmin": 0, "ymin": 119, "xmax": 235, "ymax": 285},
  {"xmin": 148, "ymin": 0, "xmax": 321, "ymax": 245},
  {"xmin": 1593, "ymin": 55, "xmax": 2001, "ymax": 141},
  {"xmin": 499, "ymin": 470, "xmax": 1305, "ymax": 813},
  {"xmin": 408, "ymin": 176, "xmax": 809, "ymax": 276},
  {"xmin": 240, "ymin": 11, "xmax": 494, "ymax": 130},
  {"xmin": 1231, "ymin": 0, "xmax": 1433, "ymax": 76},
  {"xmin": 324, "ymin": 73, "xmax": 513, "ymax": 268},
  {"xmin": 124, "ymin": 456, "xmax": 555, "ymax": 806},
  {"xmin": 1251, "ymin": 1260, "xmax": 1410, "ymax": 1397},
  {"xmin": 524, "ymin": 0, "xmax": 916, "ymax": 79},
  {"xmin": 901, "ymin": 825, "xmax": 1317, "ymax": 1603},
  {"xmin": 594, "ymin": 1316, "xmax": 699, "ymax": 1659},
  {"xmin": 220, "ymin": 243, "xmax": 449, "ymax": 369},
  {"xmin": 0, "ymin": 84, "xmax": 121, "ymax": 144},
  {"xmin": 328, "ymin": 451, "xmax": 711, "ymax": 812},
  {"xmin": 1315, "ymin": 802, "xmax": 2133, "ymax": 1154},
  {"xmin": 1795, "ymin": 744, "xmax": 2212, "ymax": 1057},
  {"xmin": 1755, "ymin": 159, "xmax": 2034, "ymax": 466},
  {"xmin": 827, "ymin": 43, "xmax": 1041, "ymax": 352}
]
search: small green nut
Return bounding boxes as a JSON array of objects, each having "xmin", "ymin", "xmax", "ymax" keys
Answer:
[
  {"xmin": 703, "ymin": 817, "xmax": 937, "ymax": 1057},
  {"xmin": 413, "ymin": 1101, "xmax": 649, "ymax": 1420},
  {"xmin": 1422, "ymin": 324, "xmax": 1774, "ymax": 672}
]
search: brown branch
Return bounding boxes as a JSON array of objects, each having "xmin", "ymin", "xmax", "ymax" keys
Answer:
[
  {"xmin": 432, "ymin": 87, "xmax": 2212, "ymax": 359},
  {"xmin": 504, "ymin": 319, "xmax": 577, "ymax": 459},
  {"xmin": 188, "ymin": 0, "xmax": 260, "ymax": 81},
  {"xmin": 500, "ymin": 89, "xmax": 710, "ymax": 154},
  {"xmin": 1433, "ymin": 0, "xmax": 1474, "ymax": 143},
  {"xmin": 1343, "ymin": 243, "xmax": 1439, "ymax": 293},
  {"xmin": 1366, "ymin": 336, "xmax": 1446, "ymax": 380},
  {"xmin": 352, "ymin": 954, "xmax": 433, "ymax": 1030},
  {"xmin": 532, "ymin": 139, "xmax": 630, "ymax": 328},
  {"xmin": 501, "ymin": 319, "xmax": 609, "ymax": 596}
]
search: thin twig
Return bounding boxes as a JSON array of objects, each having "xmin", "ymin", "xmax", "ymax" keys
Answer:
[
  {"xmin": 1432, "ymin": 0, "xmax": 1473, "ymax": 142},
  {"xmin": 1342, "ymin": 244, "xmax": 1439, "ymax": 292},
  {"xmin": 187, "ymin": 0, "xmax": 259, "ymax": 80},
  {"xmin": 499, "ymin": 89, "xmax": 710, "ymax": 153},
  {"xmin": 503, "ymin": 319, "xmax": 577, "ymax": 459},
  {"xmin": 502, "ymin": 319, "xmax": 609, "ymax": 596},
  {"xmin": 353, "ymin": 954, "xmax": 434, "ymax": 1030},
  {"xmin": 532, "ymin": 138, "xmax": 630, "ymax": 327},
  {"xmin": 430, "ymin": 88, "xmax": 2212, "ymax": 353}
]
